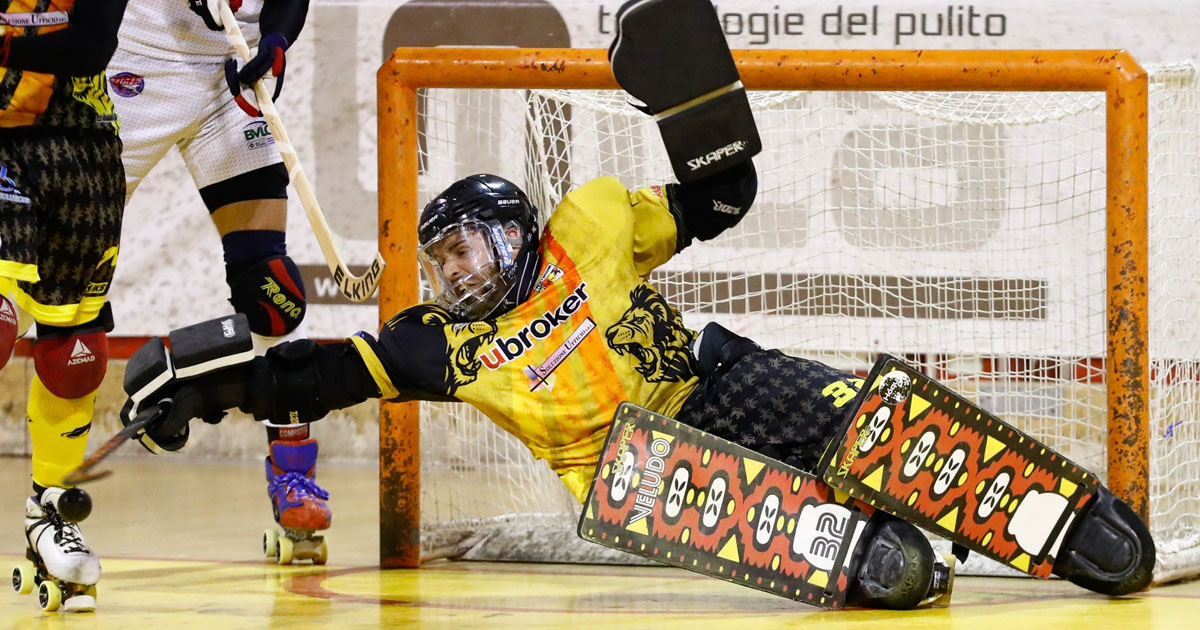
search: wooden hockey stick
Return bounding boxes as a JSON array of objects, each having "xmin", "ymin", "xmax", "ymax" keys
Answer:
[
  {"xmin": 62, "ymin": 403, "xmax": 170, "ymax": 486},
  {"xmin": 217, "ymin": 1, "xmax": 384, "ymax": 303}
]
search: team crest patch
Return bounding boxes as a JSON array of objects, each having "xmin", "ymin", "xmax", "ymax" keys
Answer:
[
  {"xmin": 109, "ymin": 72, "xmax": 145, "ymax": 98},
  {"xmin": 534, "ymin": 264, "xmax": 564, "ymax": 292},
  {"xmin": 242, "ymin": 120, "xmax": 275, "ymax": 150}
]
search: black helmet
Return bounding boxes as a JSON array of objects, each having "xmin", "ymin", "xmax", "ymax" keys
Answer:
[{"xmin": 417, "ymin": 175, "xmax": 540, "ymax": 319}]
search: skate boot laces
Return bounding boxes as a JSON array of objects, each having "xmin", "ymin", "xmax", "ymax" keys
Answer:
[
  {"xmin": 32, "ymin": 503, "xmax": 88, "ymax": 554},
  {"xmin": 269, "ymin": 472, "xmax": 330, "ymax": 502}
]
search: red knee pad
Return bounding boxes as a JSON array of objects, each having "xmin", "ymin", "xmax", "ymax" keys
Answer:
[
  {"xmin": 33, "ymin": 330, "xmax": 109, "ymax": 399},
  {"xmin": 0, "ymin": 296, "xmax": 17, "ymax": 370}
]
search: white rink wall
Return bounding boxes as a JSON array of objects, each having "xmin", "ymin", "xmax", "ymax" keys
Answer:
[{"xmin": 113, "ymin": 0, "xmax": 1200, "ymax": 339}]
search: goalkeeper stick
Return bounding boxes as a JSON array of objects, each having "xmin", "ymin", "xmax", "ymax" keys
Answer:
[
  {"xmin": 62, "ymin": 403, "xmax": 170, "ymax": 486},
  {"xmin": 217, "ymin": 0, "xmax": 384, "ymax": 303}
]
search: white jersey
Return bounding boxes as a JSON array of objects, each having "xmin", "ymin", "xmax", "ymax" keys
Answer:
[{"xmin": 118, "ymin": 0, "xmax": 265, "ymax": 63}]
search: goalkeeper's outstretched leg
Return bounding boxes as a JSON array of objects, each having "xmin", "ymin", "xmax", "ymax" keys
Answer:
[{"xmin": 819, "ymin": 355, "xmax": 1155, "ymax": 596}]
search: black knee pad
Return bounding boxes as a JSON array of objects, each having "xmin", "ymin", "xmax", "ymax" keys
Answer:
[
  {"xmin": 1053, "ymin": 486, "xmax": 1156, "ymax": 595},
  {"xmin": 228, "ymin": 255, "xmax": 307, "ymax": 337}
]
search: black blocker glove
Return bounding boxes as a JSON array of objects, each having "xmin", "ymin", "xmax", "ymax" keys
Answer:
[
  {"xmin": 122, "ymin": 315, "xmax": 382, "ymax": 452},
  {"xmin": 121, "ymin": 315, "xmax": 256, "ymax": 452}
]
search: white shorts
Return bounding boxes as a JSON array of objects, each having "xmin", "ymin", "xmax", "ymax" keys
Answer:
[{"xmin": 108, "ymin": 47, "xmax": 283, "ymax": 203}]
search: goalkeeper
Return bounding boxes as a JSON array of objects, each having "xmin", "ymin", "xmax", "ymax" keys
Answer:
[{"xmin": 118, "ymin": 0, "xmax": 1152, "ymax": 608}]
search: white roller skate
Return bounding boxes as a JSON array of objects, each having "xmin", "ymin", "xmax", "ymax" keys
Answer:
[
  {"xmin": 11, "ymin": 487, "xmax": 100, "ymax": 612},
  {"xmin": 262, "ymin": 439, "xmax": 330, "ymax": 565}
]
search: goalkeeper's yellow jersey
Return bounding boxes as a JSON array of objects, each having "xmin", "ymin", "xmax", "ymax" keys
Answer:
[
  {"xmin": 355, "ymin": 177, "xmax": 701, "ymax": 501},
  {"xmin": 0, "ymin": 0, "xmax": 119, "ymax": 130}
]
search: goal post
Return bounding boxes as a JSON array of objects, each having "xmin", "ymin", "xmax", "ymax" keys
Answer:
[{"xmin": 376, "ymin": 48, "xmax": 1195, "ymax": 577}]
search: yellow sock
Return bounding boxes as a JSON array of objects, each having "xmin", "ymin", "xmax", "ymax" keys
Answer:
[{"xmin": 28, "ymin": 375, "xmax": 96, "ymax": 488}]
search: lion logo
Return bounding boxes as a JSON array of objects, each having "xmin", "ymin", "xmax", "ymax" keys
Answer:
[
  {"xmin": 417, "ymin": 309, "xmax": 498, "ymax": 392},
  {"xmin": 605, "ymin": 285, "xmax": 696, "ymax": 382}
]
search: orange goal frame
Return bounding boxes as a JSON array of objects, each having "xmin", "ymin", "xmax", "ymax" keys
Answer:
[{"xmin": 375, "ymin": 48, "xmax": 1149, "ymax": 568}]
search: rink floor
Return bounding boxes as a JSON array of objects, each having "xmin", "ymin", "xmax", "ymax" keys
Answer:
[{"xmin": 2, "ymin": 457, "xmax": 1197, "ymax": 629}]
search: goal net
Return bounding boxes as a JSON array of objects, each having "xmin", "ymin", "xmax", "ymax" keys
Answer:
[{"xmin": 377, "ymin": 49, "xmax": 1200, "ymax": 581}]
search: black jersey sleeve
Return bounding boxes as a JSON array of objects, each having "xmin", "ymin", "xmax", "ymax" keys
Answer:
[
  {"xmin": 3, "ymin": 0, "xmax": 129, "ymax": 76},
  {"xmin": 348, "ymin": 304, "xmax": 478, "ymax": 403}
]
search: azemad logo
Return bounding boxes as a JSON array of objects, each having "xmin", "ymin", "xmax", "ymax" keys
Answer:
[
  {"xmin": 243, "ymin": 120, "xmax": 274, "ymax": 150},
  {"xmin": 67, "ymin": 340, "xmax": 96, "ymax": 366},
  {"xmin": 480, "ymin": 282, "xmax": 589, "ymax": 370},
  {"xmin": 108, "ymin": 72, "xmax": 144, "ymax": 98}
]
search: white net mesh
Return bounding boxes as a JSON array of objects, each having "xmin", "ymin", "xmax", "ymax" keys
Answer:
[{"xmin": 412, "ymin": 63, "xmax": 1200, "ymax": 580}]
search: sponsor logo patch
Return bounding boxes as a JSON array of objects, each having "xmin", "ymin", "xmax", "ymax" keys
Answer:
[
  {"xmin": 0, "ymin": 165, "xmax": 30, "ymax": 205},
  {"xmin": 481, "ymin": 283, "xmax": 589, "ymax": 370},
  {"xmin": 712, "ymin": 199, "xmax": 741, "ymax": 215},
  {"xmin": 687, "ymin": 140, "xmax": 748, "ymax": 171},
  {"xmin": 109, "ymin": 72, "xmax": 145, "ymax": 98},
  {"xmin": 242, "ymin": 120, "xmax": 275, "ymax": 150}
]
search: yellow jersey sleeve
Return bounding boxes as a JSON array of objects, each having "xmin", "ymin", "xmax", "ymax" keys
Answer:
[
  {"xmin": 627, "ymin": 184, "xmax": 677, "ymax": 277},
  {"xmin": 549, "ymin": 177, "xmax": 678, "ymax": 278}
]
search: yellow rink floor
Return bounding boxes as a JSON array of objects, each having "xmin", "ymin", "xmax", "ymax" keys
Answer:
[{"xmin": 2, "ymin": 457, "xmax": 1198, "ymax": 629}]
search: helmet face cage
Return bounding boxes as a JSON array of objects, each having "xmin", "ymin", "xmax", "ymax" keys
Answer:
[
  {"xmin": 418, "ymin": 175, "xmax": 540, "ymax": 319},
  {"xmin": 418, "ymin": 219, "xmax": 519, "ymax": 319}
]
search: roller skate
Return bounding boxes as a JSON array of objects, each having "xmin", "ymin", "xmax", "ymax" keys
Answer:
[
  {"xmin": 11, "ymin": 487, "xmax": 99, "ymax": 612},
  {"xmin": 262, "ymin": 438, "xmax": 330, "ymax": 565}
]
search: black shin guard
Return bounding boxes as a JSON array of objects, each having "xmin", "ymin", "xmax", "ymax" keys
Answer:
[
  {"xmin": 850, "ymin": 515, "xmax": 937, "ymax": 610},
  {"xmin": 1053, "ymin": 486, "xmax": 1156, "ymax": 595}
]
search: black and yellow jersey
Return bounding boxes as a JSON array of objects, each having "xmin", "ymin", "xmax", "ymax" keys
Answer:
[
  {"xmin": 356, "ymin": 177, "xmax": 700, "ymax": 501},
  {"xmin": 0, "ymin": 0, "xmax": 122, "ymax": 131}
]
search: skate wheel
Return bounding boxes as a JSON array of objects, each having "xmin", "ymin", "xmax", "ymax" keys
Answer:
[
  {"xmin": 264, "ymin": 529, "xmax": 279, "ymax": 559},
  {"xmin": 313, "ymin": 539, "xmax": 328, "ymax": 565},
  {"xmin": 11, "ymin": 561, "xmax": 35, "ymax": 595},
  {"xmin": 38, "ymin": 580, "xmax": 62, "ymax": 611},
  {"xmin": 276, "ymin": 536, "xmax": 294, "ymax": 565}
]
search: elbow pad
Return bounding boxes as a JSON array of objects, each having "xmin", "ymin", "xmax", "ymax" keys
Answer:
[{"xmin": 668, "ymin": 160, "xmax": 758, "ymax": 246}]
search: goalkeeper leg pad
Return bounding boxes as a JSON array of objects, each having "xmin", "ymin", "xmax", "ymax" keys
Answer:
[
  {"xmin": 819, "ymin": 355, "xmax": 1154, "ymax": 595},
  {"xmin": 609, "ymin": 0, "xmax": 760, "ymax": 182}
]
